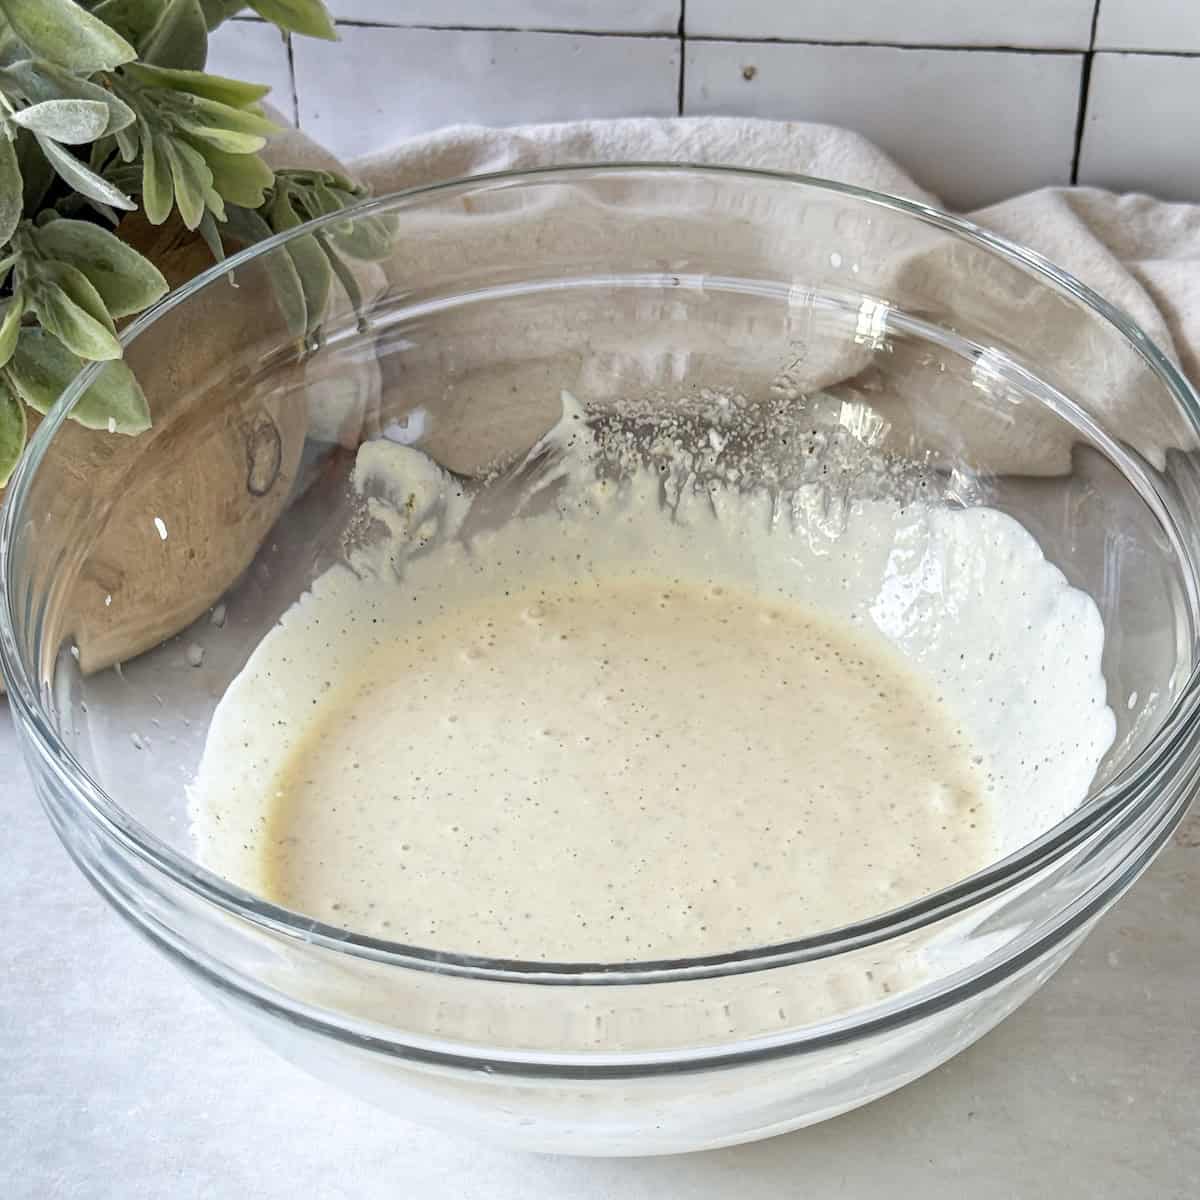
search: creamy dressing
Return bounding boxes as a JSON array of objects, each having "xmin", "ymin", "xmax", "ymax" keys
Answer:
[{"xmin": 191, "ymin": 393, "xmax": 1116, "ymax": 963}]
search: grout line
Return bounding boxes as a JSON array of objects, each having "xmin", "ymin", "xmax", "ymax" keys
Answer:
[
  {"xmin": 330, "ymin": 20, "xmax": 678, "ymax": 39},
  {"xmin": 687, "ymin": 35, "xmax": 1085, "ymax": 55},
  {"xmin": 1070, "ymin": 0, "xmax": 1102, "ymax": 184},
  {"xmin": 285, "ymin": 30, "xmax": 299, "ymax": 128},
  {"xmin": 1089, "ymin": 46, "xmax": 1200, "ymax": 57},
  {"xmin": 677, "ymin": 0, "xmax": 686, "ymax": 115},
  {"xmin": 320, "ymin": 21, "xmax": 1085, "ymax": 54}
]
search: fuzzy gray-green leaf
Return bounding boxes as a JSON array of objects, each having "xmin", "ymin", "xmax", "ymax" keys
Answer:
[
  {"xmin": 114, "ymin": 124, "xmax": 138, "ymax": 163},
  {"xmin": 0, "ymin": 374, "xmax": 27, "ymax": 485},
  {"xmin": 175, "ymin": 120, "xmax": 266, "ymax": 154},
  {"xmin": 122, "ymin": 62, "xmax": 270, "ymax": 108},
  {"xmin": 317, "ymin": 233, "xmax": 363, "ymax": 319},
  {"xmin": 9, "ymin": 328, "xmax": 149, "ymax": 431},
  {"xmin": 285, "ymin": 236, "xmax": 330, "ymax": 335},
  {"xmin": 0, "ymin": 292, "xmax": 26, "ymax": 368},
  {"xmin": 264, "ymin": 244, "xmax": 309, "ymax": 338},
  {"xmin": 45, "ymin": 261, "xmax": 116, "ymax": 333},
  {"xmin": 272, "ymin": 191, "xmax": 329, "ymax": 333},
  {"xmin": 196, "ymin": 208, "xmax": 225, "ymax": 263},
  {"xmin": 11, "ymin": 99, "xmax": 111, "ymax": 144},
  {"xmin": 93, "ymin": 0, "xmax": 208, "ymax": 71},
  {"xmin": 0, "ymin": 135, "xmax": 22, "ymax": 245},
  {"xmin": 161, "ymin": 135, "xmax": 212, "ymax": 229},
  {"xmin": 71, "ymin": 360, "xmax": 149, "ymax": 432},
  {"xmin": 223, "ymin": 204, "xmax": 309, "ymax": 337},
  {"xmin": 327, "ymin": 214, "xmax": 391, "ymax": 262},
  {"xmin": 0, "ymin": 0, "xmax": 137, "ymax": 72},
  {"xmin": 37, "ymin": 135, "xmax": 136, "ymax": 210},
  {"xmin": 202, "ymin": 178, "xmax": 225, "ymax": 221},
  {"xmin": 35, "ymin": 219, "xmax": 168, "ymax": 317},
  {"xmin": 0, "ymin": 60, "xmax": 135, "ymax": 134},
  {"xmin": 221, "ymin": 203, "xmax": 274, "ymax": 246},
  {"xmin": 140, "ymin": 131, "xmax": 173, "ymax": 224},
  {"xmin": 184, "ymin": 95, "xmax": 277, "ymax": 138},
  {"xmin": 33, "ymin": 262, "xmax": 122, "ymax": 361},
  {"xmin": 248, "ymin": 0, "xmax": 336, "ymax": 40},
  {"xmin": 195, "ymin": 142, "xmax": 273, "ymax": 207},
  {"xmin": 13, "ymin": 129, "xmax": 51, "ymax": 212},
  {"xmin": 200, "ymin": 0, "xmax": 243, "ymax": 31}
]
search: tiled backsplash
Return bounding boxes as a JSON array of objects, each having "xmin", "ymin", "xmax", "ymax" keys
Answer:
[{"xmin": 209, "ymin": 1, "xmax": 1200, "ymax": 208}]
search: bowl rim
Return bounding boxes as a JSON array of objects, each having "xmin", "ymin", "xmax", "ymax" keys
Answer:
[{"xmin": 3, "ymin": 161, "xmax": 1199, "ymax": 988}]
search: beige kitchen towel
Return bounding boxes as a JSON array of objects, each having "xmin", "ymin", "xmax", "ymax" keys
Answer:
[
  {"xmin": 353, "ymin": 116, "xmax": 1200, "ymax": 376},
  {"xmin": 269, "ymin": 116, "xmax": 1200, "ymax": 473}
]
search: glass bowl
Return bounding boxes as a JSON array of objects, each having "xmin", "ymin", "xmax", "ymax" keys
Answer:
[{"xmin": 3, "ymin": 166, "xmax": 1200, "ymax": 1157}]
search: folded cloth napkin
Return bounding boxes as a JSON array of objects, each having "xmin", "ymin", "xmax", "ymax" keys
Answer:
[{"xmin": 268, "ymin": 116, "xmax": 1200, "ymax": 473}]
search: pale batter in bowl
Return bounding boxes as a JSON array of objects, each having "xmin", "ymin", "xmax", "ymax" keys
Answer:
[{"xmin": 191, "ymin": 394, "xmax": 1114, "ymax": 961}]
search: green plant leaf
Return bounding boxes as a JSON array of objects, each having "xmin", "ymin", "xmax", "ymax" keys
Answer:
[
  {"xmin": 323, "ymin": 169, "xmax": 360, "ymax": 194},
  {"xmin": 122, "ymin": 62, "xmax": 269, "ymax": 108},
  {"xmin": 0, "ymin": 0, "xmax": 137, "ymax": 72},
  {"xmin": 308, "ymin": 180, "xmax": 351, "ymax": 218},
  {"xmin": 193, "ymin": 141, "xmax": 272, "ymax": 206},
  {"xmin": 225, "ymin": 204, "xmax": 307, "ymax": 335},
  {"xmin": 220, "ymin": 200, "xmax": 269, "ymax": 244},
  {"xmin": 87, "ymin": 132, "xmax": 114, "ymax": 172},
  {"xmin": 13, "ymin": 128, "xmax": 52, "ymax": 212},
  {"xmin": 140, "ymin": 130, "xmax": 172, "ymax": 224},
  {"xmin": 85, "ymin": 201, "xmax": 120, "ymax": 225},
  {"xmin": 37, "ymin": 135, "xmax": 136, "ymax": 209},
  {"xmin": 196, "ymin": 207, "xmax": 224, "ymax": 262},
  {"xmin": 184, "ymin": 94, "xmax": 276, "ymax": 137},
  {"xmin": 0, "ymin": 133, "xmax": 22, "ymax": 245},
  {"xmin": 263, "ymin": 242, "xmax": 308, "ymax": 337},
  {"xmin": 200, "ymin": 0, "xmax": 244, "ymax": 31},
  {"xmin": 175, "ymin": 119, "xmax": 265, "ymax": 154},
  {"xmin": 32, "ymin": 261, "xmax": 122, "ymax": 360},
  {"xmin": 114, "ymin": 123, "xmax": 138, "ymax": 162},
  {"xmin": 316, "ymin": 232, "xmax": 362, "ymax": 319},
  {"xmin": 11, "ymin": 98, "xmax": 111, "ymax": 144},
  {"xmin": 9, "ymin": 327, "xmax": 149, "ymax": 431},
  {"xmin": 46, "ymin": 261, "xmax": 117, "ymax": 334},
  {"xmin": 96, "ymin": 161, "xmax": 140, "ymax": 193},
  {"xmin": 72, "ymin": 360, "xmax": 149, "ymax": 431},
  {"xmin": 93, "ymin": 0, "xmax": 208, "ymax": 71},
  {"xmin": 202, "ymin": 178, "xmax": 225, "ymax": 220},
  {"xmin": 0, "ymin": 59, "xmax": 136, "ymax": 134},
  {"xmin": 34, "ymin": 219, "xmax": 168, "ymax": 317},
  {"xmin": 0, "ymin": 374, "xmax": 27, "ymax": 485},
  {"xmin": 327, "ymin": 213, "xmax": 391, "ymax": 262},
  {"xmin": 247, "ymin": 0, "xmax": 335, "ymax": 39},
  {"xmin": 161, "ymin": 134, "xmax": 211, "ymax": 228},
  {"xmin": 275, "ymin": 234, "xmax": 329, "ymax": 335},
  {"xmin": 0, "ymin": 291, "xmax": 25, "ymax": 368}
]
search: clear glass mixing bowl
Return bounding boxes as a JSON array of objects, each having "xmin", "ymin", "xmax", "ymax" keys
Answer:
[{"xmin": 4, "ymin": 166, "xmax": 1200, "ymax": 1156}]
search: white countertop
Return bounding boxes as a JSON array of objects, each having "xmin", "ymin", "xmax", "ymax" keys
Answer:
[{"xmin": 4, "ymin": 705, "xmax": 1198, "ymax": 1199}]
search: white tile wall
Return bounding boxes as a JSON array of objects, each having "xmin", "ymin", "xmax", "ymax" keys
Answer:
[
  {"xmin": 1095, "ymin": 0, "xmax": 1200, "ymax": 53},
  {"xmin": 685, "ymin": 42, "xmax": 1082, "ymax": 208},
  {"xmin": 1077, "ymin": 53, "xmax": 1200, "ymax": 201},
  {"xmin": 198, "ymin": 6, "xmax": 1200, "ymax": 205},
  {"xmin": 328, "ymin": 1, "xmax": 681, "ymax": 34},
  {"xmin": 294, "ymin": 25, "xmax": 679, "ymax": 159},
  {"xmin": 206, "ymin": 18, "xmax": 294, "ymax": 123},
  {"xmin": 687, "ymin": 0, "xmax": 1095, "ymax": 50}
]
